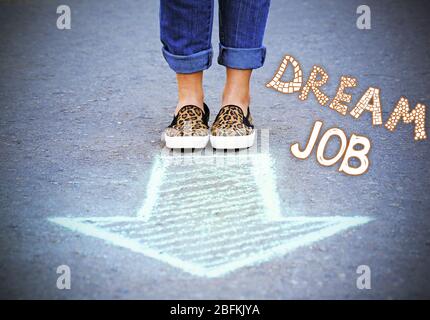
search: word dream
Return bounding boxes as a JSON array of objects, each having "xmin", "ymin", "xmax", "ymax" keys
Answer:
[{"xmin": 267, "ymin": 55, "xmax": 427, "ymax": 141}]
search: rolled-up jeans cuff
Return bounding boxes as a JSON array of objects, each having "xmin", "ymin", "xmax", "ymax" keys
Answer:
[
  {"xmin": 217, "ymin": 43, "xmax": 267, "ymax": 70},
  {"xmin": 162, "ymin": 46, "xmax": 213, "ymax": 74}
]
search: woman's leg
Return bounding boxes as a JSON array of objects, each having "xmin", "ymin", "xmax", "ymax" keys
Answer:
[
  {"xmin": 160, "ymin": 0, "xmax": 214, "ymax": 148},
  {"xmin": 160, "ymin": 0, "xmax": 214, "ymax": 113},
  {"xmin": 222, "ymin": 69, "xmax": 252, "ymax": 113},
  {"xmin": 176, "ymin": 72, "xmax": 204, "ymax": 113},
  {"xmin": 218, "ymin": 0, "xmax": 271, "ymax": 112},
  {"xmin": 210, "ymin": 0, "xmax": 270, "ymax": 149}
]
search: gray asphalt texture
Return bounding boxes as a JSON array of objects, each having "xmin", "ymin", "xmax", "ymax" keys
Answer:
[{"xmin": 0, "ymin": 0, "xmax": 430, "ymax": 299}]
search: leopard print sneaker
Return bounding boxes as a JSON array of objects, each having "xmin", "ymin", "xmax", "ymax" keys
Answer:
[
  {"xmin": 164, "ymin": 104, "xmax": 210, "ymax": 149},
  {"xmin": 210, "ymin": 105, "xmax": 255, "ymax": 149}
]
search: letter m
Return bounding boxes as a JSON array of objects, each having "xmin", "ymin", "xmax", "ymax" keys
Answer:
[{"xmin": 385, "ymin": 97, "xmax": 427, "ymax": 141}]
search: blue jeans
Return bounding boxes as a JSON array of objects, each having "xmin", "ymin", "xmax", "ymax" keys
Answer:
[{"xmin": 160, "ymin": 0, "xmax": 271, "ymax": 74}]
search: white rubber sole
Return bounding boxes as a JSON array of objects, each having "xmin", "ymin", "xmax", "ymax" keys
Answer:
[
  {"xmin": 164, "ymin": 134, "xmax": 209, "ymax": 149},
  {"xmin": 210, "ymin": 131, "xmax": 256, "ymax": 149}
]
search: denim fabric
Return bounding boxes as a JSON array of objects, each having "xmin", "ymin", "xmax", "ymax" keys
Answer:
[{"xmin": 160, "ymin": 0, "xmax": 270, "ymax": 73}]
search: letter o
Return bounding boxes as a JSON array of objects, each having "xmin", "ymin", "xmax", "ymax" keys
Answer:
[{"xmin": 316, "ymin": 128, "xmax": 348, "ymax": 166}]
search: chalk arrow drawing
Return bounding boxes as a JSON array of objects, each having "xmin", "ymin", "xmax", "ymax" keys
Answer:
[{"xmin": 50, "ymin": 152, "xmax": 372, "ymax": 277}]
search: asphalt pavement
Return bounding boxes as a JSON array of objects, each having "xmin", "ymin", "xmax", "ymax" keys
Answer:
[{"xmin": 0, "ymin": 0, "xmax": 429, "ymax": 299}]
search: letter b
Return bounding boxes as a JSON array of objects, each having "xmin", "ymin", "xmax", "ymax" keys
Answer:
[{"xmin": 339, "ymin": 134, "xmax": 370, "ymax": 176}]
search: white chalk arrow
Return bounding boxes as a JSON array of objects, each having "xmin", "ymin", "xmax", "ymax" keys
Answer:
[{"xmin": 50, "ymin": 153, "xmax": 372, "ymax": 277}]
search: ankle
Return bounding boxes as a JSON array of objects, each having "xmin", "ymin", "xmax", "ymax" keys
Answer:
[
  {"xmin": 176, "ymin": 94, "xmax": 204, "ymax": 114},
  {"xmin": 175, "ymin": 71, "xmax": 205, "ymax": 114},
  {"xmin": 221, "ymin": 91, "xmax": 250, "ymax": 114}
]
